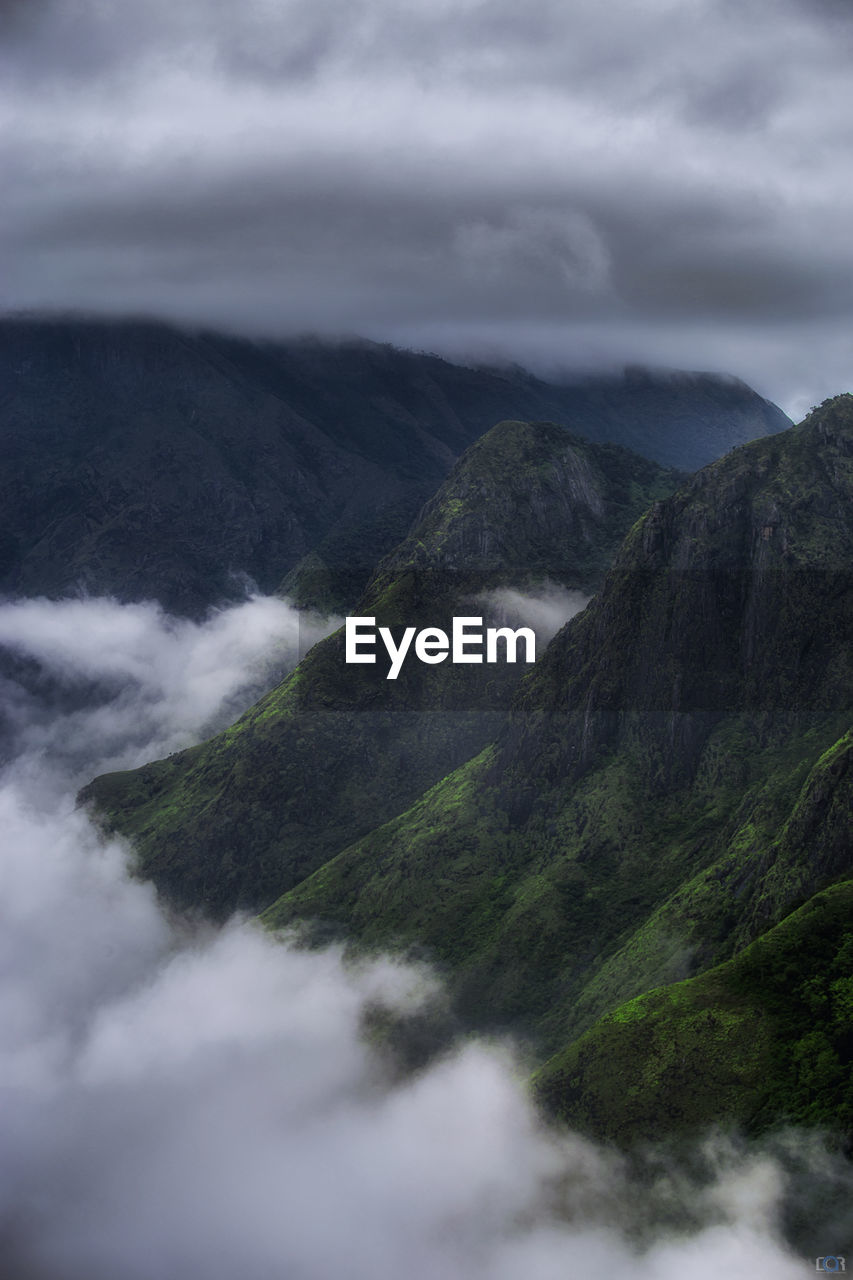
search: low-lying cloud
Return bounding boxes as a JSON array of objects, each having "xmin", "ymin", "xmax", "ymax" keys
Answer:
[
  {"xmin": 0, "ymin": 594, "xmax": 845, "ymax": 1277},
  {"xmin": 0, "ymin": 795, "xmax": 820, "ymax": 1280},
  {"xmin": 477, "ymin": 582, "xmax": 591, "ymax": 644},
  {"xmin": 0, "ymin": 594, "xmax": 339, "ymax": 779},
  {"xmin": 0, "ymin": 807, "xmax": 818, "ymax": 1279}
]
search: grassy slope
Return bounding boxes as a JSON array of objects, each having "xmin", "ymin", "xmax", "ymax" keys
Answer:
[
  {"xmin": 534, "ymin": 879, "xmax": 853, "ymax": 1142},
  {"xmin": 263, "ymin": 713, "xmax": 853, "ymax": 1047}
]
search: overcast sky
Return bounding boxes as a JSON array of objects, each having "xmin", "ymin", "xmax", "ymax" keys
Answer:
[{"xmin": 1, "ymin": 0, "xmax": 852, "ymax": 416}]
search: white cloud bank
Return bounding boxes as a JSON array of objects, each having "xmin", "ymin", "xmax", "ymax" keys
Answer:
[
  {"xmin": 0, "ymin": 595, "xmax": 837, "ymax": 1277},
  {"xmin": 0, "ymin": 593, "xmax": 338, "ymax": 780}
]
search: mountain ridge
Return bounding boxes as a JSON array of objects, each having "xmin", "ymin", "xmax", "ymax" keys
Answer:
[
  {"xmin": 0, "ymin": 315, "xmax": 789, "ymax": 614},
  {"xmin": 258, "ymin": 396, "xmax": 853, "ymax": 1141}
]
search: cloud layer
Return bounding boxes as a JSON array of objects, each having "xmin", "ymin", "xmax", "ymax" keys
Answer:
[
  {"xmin": 1, "ymin": 0, "xmax": 852, "ymax": 414},
  {"xmin": 0, "ymin": 786, "xmax": 818, "ymax": 1280},
  {"xmin": 0, "ymin": 594, "xmax": 338, "ymax": 778},
  {"xmin": 0, "ymin": 593, "xmax": 842, "ymax": 1279}
]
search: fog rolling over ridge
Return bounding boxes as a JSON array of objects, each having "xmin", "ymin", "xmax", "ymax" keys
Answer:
[{"xmin": 0, "ymin": 594, "xmax": 842, "ymax": 1278}]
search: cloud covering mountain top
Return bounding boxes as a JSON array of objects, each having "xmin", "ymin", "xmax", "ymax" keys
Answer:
[{"xmin": 1, "ymin": 0, "xmax": 852, "ymax": 415}]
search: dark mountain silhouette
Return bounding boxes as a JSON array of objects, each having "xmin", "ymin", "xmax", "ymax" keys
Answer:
[{"xmin": 0, "ymin": 316, "xmax": 788, "ymax": 614}]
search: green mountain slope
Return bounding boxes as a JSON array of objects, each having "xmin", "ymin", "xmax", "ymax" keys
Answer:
[
  {"xmin": 81, "ymin": 421, "xmax": 679, "ymax": 915},
  {"xmin": 0, "ymin": 317, "xmax": 788, "ymax": 614},
  {"xmin": 261, "ymin": 397, "xmax": 853, "ymax": 1137},
  {"xmin": 534, "ymin": 877, "xmax": 853, "ymax": 1142}
]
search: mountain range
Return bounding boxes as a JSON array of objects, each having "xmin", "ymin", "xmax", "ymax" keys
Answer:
[
  {"xmin": 4, "ymin": 315, "xmax": 848, "ymax": 1150},
  {"xmin": 85, "ymin": 391, "xmax": 853, "ymax": 1148},
  {"xmin": 0, "ymin": 317, "xmax": 788, "ymax": 614}
]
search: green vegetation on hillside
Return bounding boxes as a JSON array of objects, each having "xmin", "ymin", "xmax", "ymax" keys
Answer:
[{"xmin": 534, "ymin": 880, "xmax": 853, "ymax": 1142}]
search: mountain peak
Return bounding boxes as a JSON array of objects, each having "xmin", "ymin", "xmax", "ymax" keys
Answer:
[
  {"xmin": 802, "ymin": 391, "xmax": 853, "ymax": 435},
  {"xmin": 363, "ymin": 419, "xmax": 681, "ymax": 603}
]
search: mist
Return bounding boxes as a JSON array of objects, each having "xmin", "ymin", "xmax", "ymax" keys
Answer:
[
  {"xmin": 0, "ymin": 593, "xmax": 339, "ymax": 781},
  {"xmin": 477, "ymin": 582, "xmax": 591, "ymax": 645},
  {"xmin": 0, "ymin": 594, "xmax": 843, "ymax": 1277}
]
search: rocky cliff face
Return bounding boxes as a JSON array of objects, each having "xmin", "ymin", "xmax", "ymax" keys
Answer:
[
  {"xmin": 368, "ymin": 419, "xmax": 680, "ymax": 598},
  {"xmin": 0, "ymin": 316, "xmax": 788, "ymax": 614},
  {"xmin": 499, "ymin": 394, "xmax": 853, "ymax": 796}
]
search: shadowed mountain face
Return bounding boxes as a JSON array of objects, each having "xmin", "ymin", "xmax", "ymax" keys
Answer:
[
  {"xmin": 251, "ymin": 395, "xmax": 853, "ymax": 1143},
  {"xmin": 0, "ymin": 317, "xmax": 789, "ymax": 614},
  {"xmin": 80, "ymin": 420, "xmax": 680, "ymax": 916}
]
